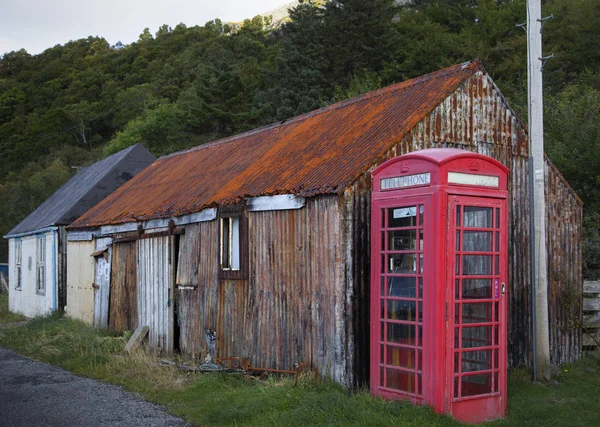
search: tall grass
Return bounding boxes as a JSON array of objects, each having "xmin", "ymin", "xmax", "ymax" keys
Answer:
[
  {"xmin": 1, "ymin": 292, "xmax": 600, "ymax": 427},
  {"xmin": 0, "ymin": 292, "xmax": 25, "ymax": 324}
]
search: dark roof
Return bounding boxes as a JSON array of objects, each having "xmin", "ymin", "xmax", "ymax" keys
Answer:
[
  {"xmin": 5, "ymin": 144, "xmax": 155, "ymax": 237},
  {"xmin": 70, "ymin": 60, "xmax": 485, "ymax": 229}
]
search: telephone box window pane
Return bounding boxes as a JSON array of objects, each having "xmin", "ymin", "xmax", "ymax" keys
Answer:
[
  {"xmin": 462, "ymin": 279, "xmax": 492, "ymax": 299},
  {"xmin": 380, "ymin": 345, "xmax": 385, "ymax": 363},
  {"xmin": 495, "ymin": 232, "xmax": 500, "ymax": 251},
  {"xmin": 380, "ymin": 368, "xmax": 385, "ymax": 386},
  {"xmin": 419, "ymin": 254, "xmax": 424, "ymax": 274},
  {"xmin": 463, "ymin": 231, "xmax": 492, "ymax": 252},
  {"xmin": 455, "ymin": 328, "xmax": 459, "ymax": 348},
  {"xmin": 386, "ymin": 369, "xmax": 415, "ymax": 393},
  {"xmin": 456, "ymin": 231, "xmax": 461, "ymax": 252},
  {"xmin": 388, "ymin": 300, "xmax": 416, "ymax": 321},
  {"xmin": 417, "ymin": 350, "xmax": 422, "ymax": 369},
  {"xmin": 388, "ymin": 230, "xmax": 416, "ymax": 250},
  {"xmin": 388, "ymin": 207, "xmax": 417, "ymax": 228},
  {"xmin": 462, "ymin": 350, "xmax": 492, "ymax": 372},
  {"xmin": 418, "ymin": 374, "xmax": 423, "ymax": 395},
  {"xmin": 456, "ymin": 206, "xmax": 461, "ymax": 227},
  {"xmin": 388, "ymin": 277, "xmax": 416, "ymax": 297},
  {"xmin": 417, "ymin": 302, "xmax": 423, "ymax": 323},
  {"xmin": 495, "ymin": 302, "xmax": 499, "ymax": 322},
  {"xmin": 419, "ymin": 205, "xmax": 424, "ymax": 226},
  {"xmin": 496, "ymin": 208, "xmax": 500, "ymax": 228},
  {"xmin": 462, "ymin": 326, "xmax": 492, "ymax": 348},
  {"xmin": 462, "ymin": 374, "xmax": 492, "ymax": 396},
  {"xmin": 456, "ymin": 255, "xmax": 460, "ymax": 274},
  {"xmin": 388, "ymin": 323, "xmax": 415, "ymax": 344},
  {"xmin": 381, "ymin": 301, "xmax": 385, "ymax": 320},
  {"xmin": 463, "ymin": 207, "xmax": 492, "ymax": 228},
  {"xmin": 495, "ymin": 256, "xmax": 499, "ymax": 275},
  {"xmin": 388, "ymin": 254, "xmax": 416, "ymax": 274},
  {"xmin": 381, "ymin": 232, "xmax": 385, "ymax": 251},
  {"xmin": 494, "ymin": 372, "xmax": 499, "ymax": 392},
  {"xmin": 463, "ymin": 255, "xmax": 492, "ymax": 275},
  {"xmin": 381, "ymin": 277, "xmax": 386, "ymax": 296},
  {"xmin": 454, "ymin": 352, "xmax": 460, "ymax": 373},
  {"xmin": 455, "ymin": 279, "xmax": 460, "ymax": 300},
  {"xmin": 454, "ymin": 378, "xmax": 460, "ymax": 398},
  {"xmin": 418, "ymin": 277, "xmax": 423, "ymax": 298},
  {"xmin": 494, "ymin": 349, "xmax": 499, "ymax": 367},
  {"xmin": 387, "ymin": 346, "xmax": 416, "ymax": 369},
  {"xmin": 462, "ymin": 303, "xmax": 492, "ymax": 324},
  {"xmin": 419, "ymin": 230, "xmax": 424, "ymax": 251}
]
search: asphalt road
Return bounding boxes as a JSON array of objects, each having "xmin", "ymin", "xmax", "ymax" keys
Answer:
[{"xmin": 0, "ymin": 346, "xmax": 191, "ymax": 427}]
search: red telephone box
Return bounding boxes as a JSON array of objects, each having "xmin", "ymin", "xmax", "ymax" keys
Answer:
[{"xmin": 370, "ymin": 148, "xmax": 509, "ymax": 423}]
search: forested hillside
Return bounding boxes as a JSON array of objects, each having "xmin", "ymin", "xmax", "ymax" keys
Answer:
[{"xmin": 1, "ymin": 0, "xmax": 599, "ymax": 276}]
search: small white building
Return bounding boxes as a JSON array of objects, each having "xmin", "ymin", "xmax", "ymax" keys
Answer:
[{"xmin": 3, "ymin": 144, "xmax": 155, "ymax": 318}]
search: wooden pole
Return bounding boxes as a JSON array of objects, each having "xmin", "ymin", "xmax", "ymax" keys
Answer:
[{"xmin": 527, "ymin": 0, "xmax": 551, "ymax": 382}]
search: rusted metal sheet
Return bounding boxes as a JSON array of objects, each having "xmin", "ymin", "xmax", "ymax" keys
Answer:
[
  {"xmin": 175, "ymin": 221, "xmax": 219, "ymax": 358},
  {"xmin": 545, "ymin": 160, "xmax": 583, "ymax": 364},
  {"xmin": 71, "ymin": 61, "xmax": 488, "ymax": 229},
  {"xmin": 217, "ymin": 279, "xmax": 249, "ymax": 361},
  {"xmin": 109, "ymin": 241, "xmax": 137, "ymax": 333},
  {"xmin": 93, "ymin": 237, "xmax": 112, "ymax": 328},
  {"xmin": 137, "ymin": 236, "xmax": 173, "ymax": 353}
]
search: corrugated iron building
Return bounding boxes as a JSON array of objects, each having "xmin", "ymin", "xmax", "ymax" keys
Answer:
[{"xmin": 67, "ymin": 61, "xmax": 582, "ymax": 387}]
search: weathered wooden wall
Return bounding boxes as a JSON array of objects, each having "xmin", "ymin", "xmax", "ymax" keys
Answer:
[
  {"xmin": 109, "ymin": 241, "xmax": 137, "ymax": 332},
  {"xmin": 93, "ymin": 237, "xmax": 112, "ymax": 328}
]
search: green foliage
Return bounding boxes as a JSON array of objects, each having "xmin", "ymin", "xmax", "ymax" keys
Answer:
[{"xmin": 1, "ymin": 0, "xmax": 599, "ymax": 273}]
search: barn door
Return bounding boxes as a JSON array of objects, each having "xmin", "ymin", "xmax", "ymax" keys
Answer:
[
  {"xmin": 109, "ymin": 241, "xmax": 138, "ymax": 332},
  {"xmin": 447, "ymin": 195, "xmax": 507, "ymax": 420},
  {"xmin": 137, "ymin": 236, "xmax": 174, "ymax": 353},
  {"xmin": 217, "ymin": 280, "xmax": 249, "ymax": 360},
  {"xmin": 93, "ymin": 238, "xmax": 112, "ymax": 328}
]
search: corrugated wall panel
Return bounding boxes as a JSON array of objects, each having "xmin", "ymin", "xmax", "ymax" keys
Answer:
[
  {"xmin": 93, "ymin": 237, "xmax": 112, "ymax": 328},
  {"xmin": 138, "ymin": 236, "xmax": 172, "ymax": 352},
  {"xmin": 175, "ymin": 221, "xmax": 219, "ymax": 358}
]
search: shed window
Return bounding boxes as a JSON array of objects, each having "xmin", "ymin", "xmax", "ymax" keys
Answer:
[
  {"xmin": 36, "ymin": 237, "xmax": 45, "ymax": 294},
  {"xmin": 221, "ymin": 216, "xmax": 240, "ymax": 271},
  {"xmin": 15, "ymin": 241, "xmax": 22, "ymax": 290},
  {"xmin": 218, "ymin": 207, "xmax": 248, "ymax": 280}
]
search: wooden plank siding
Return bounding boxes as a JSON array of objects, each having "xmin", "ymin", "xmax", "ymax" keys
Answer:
[{"xmin": 109, "ymin": 241, "xmax": 138, "ymax": 332}]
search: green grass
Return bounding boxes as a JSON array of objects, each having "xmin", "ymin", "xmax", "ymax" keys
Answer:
[
  {"xmin": 0, "ymin": 293, "xmax": 25, "ymax": 324},
  {"xmin": 1, "ymin": 293, "xmax": 599, "ymax": 426}
]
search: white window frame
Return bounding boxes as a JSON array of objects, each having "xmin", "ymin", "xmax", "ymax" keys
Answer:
[
  {"xmin": 15, "ymin": 240, "xmax": 22, "ymax": 290},
  {"xmin": 36, "ymin": 236, "xmax": 45, "ymax": 294}
]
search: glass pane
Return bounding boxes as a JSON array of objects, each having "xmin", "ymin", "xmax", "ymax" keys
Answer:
[
  {"xmin": 454, "ymin": 352, "xmax": 460, "ymax": 373},
  {"xmin": 495, "ymin": 208, "xmax": 500, "ymax": 229},
  {"xmin": 495, "ymin": 256, "xmax": 499, "ymax": 275},
  {"xmin": 494, "ymin": 372, "xmax": 499, "ymax": 392},
  {"xmin": 494, "ymin": 326, "xmax": 498, "ymax": 345},
  {"xmin": 417, "ymin": 350, "xmax": 422, "ymax": 370},
  {"xmin": 381, "ymin": 277, "xmax": 386, "ymax": 297},
  {"xmin": 380, "ymin": 368, "xmax": 385, "ymax": 387},
  {"xmin": 462, "ymin": 303, "xmax": 492, "ymax": 324},
  {"xmin": 456, "ymin": 231, "xmax": 461, "ymax": 251},
  {"xmin": 456, "ymin": 206, "xmax": 461, "ymax": 227},
  {"xmin": 388, "ymin": 277, "xmax": 416, "ymax": 298},
  {"xmin": 462, "ymin": 350, "xmax": 492, "ymax": 372},
  {"xmin": 386, "ymin": 368, "xmax": 416, "ymax": 393},
  {"xmin": 380, "ymin": 345, "xmax": 385, "ymax": 364},
  {"xmin": 463, "ymin": 255, "xmax": 492, "ymax": 275},
  {"xmin": 381, "ymin": 231, "xmax": 385, "ymax": 251},
  {"xmin": 495, "ymin": 232, "xmax": 500, "ymax": 252},
  {"xmin": 462, "ymin": 326, "xmax": 492, "ymax": 348},
  {"xmin": 455, "ymin": 279, "xmax": 460, "ymax": 300},
  {"xmin": 388, "ymin": 207, "xmax": 417, "ymax": 228},
  {"xmin": 454, "ymin": 377, "xmax": 460, "ymax": 398},
  {"xmin": 462, "ymin": 279, "xmax": 492, "ymax": 299},
  {"xmin": 418, "ymin": 374, "xmax": 422, "ymax": 395},
  {"xmin": 417, "ymin": 302, "xmax": 423, "ymax": 323},
  {"xmin": 388, "ymin": 323, "xmax": 416, "ymax": 345},
  {"xmin": 388, "ymin": 300, "xmax": 416, "ymax": 321},
  {"xmin": 462, "ymin": 374, "xmax": 492, "ymax": 396},
  {"xmin": 419, "ymin": 230, "xmax": 424, "ymax": 251},
  {"xmin": 387, "ymin": 230, "xmax": 416, "ymax": 251},
  {"xmin": 380, "ymin": 301, "xmax": 385, "ymax": 320},
  {"xmin": 386, "ymin": 346, "xmax": 416, "ymax": 369},
  {"xmin": 463, "ymin": 231, "xmax": 492, "ymax": 252},
  {"xmin": 419, "ymin": 205, "xmax": 424, "ymax": 226},
  {"xmin": 231, "ymin": 216, "xmax": 240, "ymax": 270},
  {"xmin": 463, "ymin": 207, "xmax": 492, "ymax": 228},
  {"xmin": 418, "ymin": 277, "xmax": 423, "ymax": 298},
  {"xmin": 388, "ymin": 254, "xmax": 416, "ymax": 274},
  {"xmin": 419, "ymin": 254, "xmax": 424, "ymax": 274}
]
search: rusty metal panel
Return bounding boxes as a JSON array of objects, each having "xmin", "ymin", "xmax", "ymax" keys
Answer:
[
  {"xmin": 217, "ymin": 279, "xmax": 249, "ymax": 361},
  {"xmin": 70, "ymin": 61, "xmax": 489, "ymax": 229},
  {"xmin": 242, "ymin": 196, "xmax": 350, "ymax": 385},
  {"xmin": 175, "ymin": 221, "xmax": 219, "ymax": 358},
  {"xmin": 109, "ymin": 241, "xmax": 137, "ymax": 333},
  {"xmin": 545, "ymin": 160, "xmax": 583, "ymax": 364},
  {"xmin": 138, "ymin": 235, "xmax": 173, "ymax": 353}
]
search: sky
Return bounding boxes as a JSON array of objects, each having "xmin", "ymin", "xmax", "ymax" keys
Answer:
[{"xmin": 0, "ymin": 0, "xmax": 292, "ymax": 56}]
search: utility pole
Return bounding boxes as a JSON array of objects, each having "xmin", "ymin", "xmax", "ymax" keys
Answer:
[{"xmin": 527, "ymin": 0, "xmax": 552, "ymax": 382}]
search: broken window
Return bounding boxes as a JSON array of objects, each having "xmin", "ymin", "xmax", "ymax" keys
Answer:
[
  {"xmin": 36, "ymin": 236, "xmax": 45, "ymax": 294},
  {"xmin": 218, "ymin": 206, "xmax": 247, "ymax": 279}
]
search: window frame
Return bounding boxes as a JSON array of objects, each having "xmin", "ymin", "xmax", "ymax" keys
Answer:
[
  {"xmin": 218, "ymin": 205, "xmax": 248, "ymax": 280},
  {"xmin": 36, "ymin": 236, "xmax": 46, "ymax": 295},
  {"xmin": 15, "ymin": 240, "xmax": 22, "ymax": 291}
]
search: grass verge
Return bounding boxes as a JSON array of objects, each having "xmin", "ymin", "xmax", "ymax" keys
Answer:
[{"xmin": 1, "ymin": 294, "xmax": 599, "ymax": 426}]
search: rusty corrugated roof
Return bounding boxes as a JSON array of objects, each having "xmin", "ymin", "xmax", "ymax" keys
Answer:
[{"xmin": 70, "ymin": 60, "xmax": 483, "ymax": 229}]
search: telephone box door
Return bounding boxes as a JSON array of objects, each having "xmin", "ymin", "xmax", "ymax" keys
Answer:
[
  {"xmin": 447, "ymin": 195, "xmax": 508, "ymax": 422},
  {"xmin": 371, "ymin": 195, "xmax": 429, "ymax": 402}
]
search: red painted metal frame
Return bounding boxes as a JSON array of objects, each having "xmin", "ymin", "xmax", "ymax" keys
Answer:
[{"xmin": 371, "ymin": 148, "xmax": 508, "ymax": 424}]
